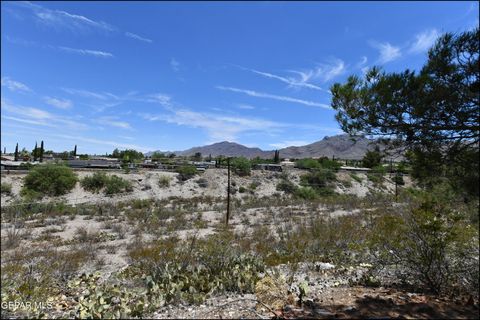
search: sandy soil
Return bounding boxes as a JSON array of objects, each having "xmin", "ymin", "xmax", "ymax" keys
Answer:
[{"xmin": 1, "ymin": 168, "xmax": 411, "ymax": 207}]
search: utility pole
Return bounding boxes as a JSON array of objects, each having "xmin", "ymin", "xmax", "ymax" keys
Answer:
[{"xmin": 226, "ymin": 157, "xmax": 231, "ymax": 226}]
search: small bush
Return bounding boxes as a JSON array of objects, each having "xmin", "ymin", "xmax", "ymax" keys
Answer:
[
  {"xmin": 276, "ymin": 179, "xmax": 297, "ymax": 194},
  {"xmin": 158, "ymin": 175, "xmax": 171, "ymax": 188},
  {"xmin": 81, "ymin": 172, "xmax": 109, "ymax": 193},
  {"xmin": 196, "ymin": 178, "xmax": 209, "ymax": 188},
  {"xmin": 21, "ymin": 164, "xmax": 77, "ymax": 198},
  {"xmin": 295, "ymin": 158, "xmax": 321, "ymax": 170},
  {"xmin": 1, "ymin": 182, "xmax": 12, "ymax": 195},
  {"xmin": 176, "ymin": 165, "xmax": 197, "ymax": 181},
  {"xmin": 393, "ymin": 174, "xmax": 405, "ymax": 186},
  {"xmin": 295, "ymin": 187, "xmax": 317, "ymax": 200},
  {"xmin": 104, "ymin": 175, "xmax": 133, "ymax": 195},
  {"xmin": 232, "ymin": 157, "xmax": 251, "ymax": 176},
  {"xmin": 239, "ymin": 186, "xmax": 247, "ymax": 193}
]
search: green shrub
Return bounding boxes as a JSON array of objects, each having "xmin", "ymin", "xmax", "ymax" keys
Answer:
[
  {"xmin": 295, "ymin": 158, "xmax": 320, "ymax": 170},
  {"xmin": 317, "ymin": 156, "xmax": 342, "ymax": 170},
  {"xmin": 295, "ymin": 187, "xmax": 317, "ymax": 200},
  {"xmin": 104, "ymin": 175, "xmax": 133, "ymax": 195},
  {"xmin": 276, "ymin": 179, "xmax": 297, "ymax": 194},
  {"xmin": 239, "ymin": 186, "xmax": 247, "ymax": 193},
  {"xmin": 21, "ymin": 164, "xmax": 77, "ymax": 198},
  {"xmin": 367, "ymin": 188, "xmax": 479, "ymax": 295},
  {"xmin": 232, "ymin": 157, "xmax": 251, "ymax": 176},
  {"xmin": 393, "ymin": 174, "xmax": 405, "ymax": 186},
  {"xmin": 81, "ymin": 172, "xmax": 109, "ymax": 193},
  {"xmin": 158, "ymin": 175, "xmax": 171, "ymax": 188},
  {"xmin": 176, "ymin": 165, "xmax": 197, "ymax": 181},
  {"xmin": 1, "ymin": 182, "xmax": 12, "ymax": 195},
  {"xmin": 300, "ymin": 168, "xmax": 336, "ymax": 189}
]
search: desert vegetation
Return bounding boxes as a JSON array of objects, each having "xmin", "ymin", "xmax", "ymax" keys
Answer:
[{"xmin": 1, "ymin": 27, "xmax": 478, "ymax": 320}]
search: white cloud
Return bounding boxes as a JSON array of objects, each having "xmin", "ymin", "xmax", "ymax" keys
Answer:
[
  {"xmin": 53, "ymin": 134, "xmax": 153, "ymax": 152},
  {"xmin": 216, "ymin": 86, "xmax": 331, "ymax": 109},
  {"xmin": 170, "ymin": 58, "xmax": 180, "ymax": 72},
  {"xmin": 2, "ymin": 99, "xmax": 87, "ymax": 130},
  {"xmin": 237, "ymin": 104, "xmax": 255, "ymax": 110},
  {"xmin": 142, "ymin": 108, "xmax": 286, "ymax": 142},
  {"xmin": 94, "ymin": 116, "xmax": 132, "ymax": 130},
  {"xmin": 14, "ymin": 1, "xmax": 115, "ymax": 33},
  {"xmin": 248, "ymin": 68, "xmax": 325, "ymax": 91},
  {"xmin": 58, "ymin": 46, "xmax": 113, "ymax": 58},
  {"xmin": 313, "ymin": 58, "xmax": 346, "ymax": 83},
  {"xmin": 370, "ymin": 41, "xmax": 402, "ymax": 64},
  {"xmin": 43, "ymin": 96, "xmax": 72, "ymax": 109},
  {"xmin": 125, "ymin": 32, "xmax": 153, "ymax": 43},
  {"xmin": 145, "ymin": 93, "xmax": 172, "ymax": 107},
  {"xmin": 1, "ymin": 77, "xmax": 32, "ymax": 93},
  {"xmin": 269, "ymin": 140, "xmax": 313, "ymax": 149},
  {"xmin": 409, "ymin": 29, "xmax": 440, "ymax": 53}
]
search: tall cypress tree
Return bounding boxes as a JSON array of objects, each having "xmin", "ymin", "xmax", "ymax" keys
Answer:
[
  {"xmin": 74, "ymin": 145, "xmax": 77, "ymax": 157},
  {"xmin": 14, "ymin": 143, "xmax": 19, "ymax": 161},
  {"xmin": 33, "ymin": 141, "xmax": 38, "ymax": 162},
  {"xmin": 40, "ymin": 140, "xmax": 44, "ymax": 162}
]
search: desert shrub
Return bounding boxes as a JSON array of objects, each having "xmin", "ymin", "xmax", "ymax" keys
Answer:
[
  {"xmin": 367, "ymin": 165, "xmax": 386, "ymax": 184},
  {"xmin": 80, "ymin": 172, "xmax": 109, "ymax": 193},
  {"xmin": 317, "ymin": 156, "xmax": 342, "ymax": 170},
  {"xmin": 276, "ymin": 179, "xmax": 297, "ymax": 194},
  {"xmin": 21, "ymin": 164, "xmax": 77, "ymax": 198},
  {"xmin": 295, "ymin": 158, "xmax": 320, "ymax": 170},
  {"xmin": 1, "ymin": 182, "xmax": 12, "ymax": 195},
  {"xmin": 300, "ymin": 169, "xmax": 336, "ymax": 188},
  {"xmin": 196, "ymin": 178, "xmax": 209, "ymax": 188},
  {"xmin": 104, "ymin": 175, "xmax": 133, "ymax": 195},
  {"xmin": 393, "ymin": 174, "xmax": 405, "ymax": 186},
  {"xmin": 295, "ymin": 187, "xmax": 317, "ymax": 200},
  {"xmin": 367, "ymin": 187, "xmax": 479, "ymax": 295},
  {"xmin": 231, "ymin": 157, "xmax": 251, "ymax": 176},
  {"xmin": 176, "ymin": 165, "xmax": 197, "ymax": 181},
  {"xmin": 158, "ymin": 175, "xmax": 171, "ymax": 187},
  {"xmin": 239, "ymin": 186, "xmax": 247, "ymax": 193}
]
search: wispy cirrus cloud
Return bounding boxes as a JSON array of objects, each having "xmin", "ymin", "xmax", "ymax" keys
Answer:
[
  {"xmin": 43, "ymin": 96, "xmax": 72, "ymax": 109},
  {"xmin": 94, "ymin": 116, "xmax": 132, "ymax": 130},
  {"xmin": 125, "ymin": 32, "xmax": 153, "ymax": 43},
  {"xmin": 142, "ymin": 108, "xmax": 285, "ymax": 142},
  {"xmin": 216, "ymin": 86, "xmax": 332, "ymax": 109},
  {"xmin": 408, "ymin": 29, "xmax": 440, "ymax": 53},
  {"xmin": 2, "ymin": 99, "xmax": 87, "ymax": 130},
  {"xmin": 1, "ymin": 77, "xmax": 32, "ymax": 93},
  {"xmin": 9, "ymin": 2, "xmax": 152, "ymax": 43},
  {"xmin": 170, "ymin": 58, "xmax": 180, "ymax": 72},
  {"xmin": 244, "ymin": 67, "xmax": 325, "ymax": 91},
  {"xmin": 13, "ymin": 1, "xmax": 115, "ymax": 33},
  {"xmin": 370, "ymin": 41, "xmax": 402, "ymax": 64},
  {"xmin": 58, "ymin": 46, "xmax": 113, "ymax": 58}
]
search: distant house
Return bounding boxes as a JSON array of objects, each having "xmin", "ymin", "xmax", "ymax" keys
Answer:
[
  {"xmin": 66, "ymin": 159, "xmax": 121, "ymax": 169},
  {"xmin": 280, "ymin": 159, "xmax": 295, "ymax": 167},
  {"xmin": 253, "ymin": 163, "xmax": 283, "ymax": 172}
]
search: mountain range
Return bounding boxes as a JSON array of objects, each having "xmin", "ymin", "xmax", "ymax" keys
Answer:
[{"xmin": 146, "ymin": 134, "xmax": 381, "ymax": 159}]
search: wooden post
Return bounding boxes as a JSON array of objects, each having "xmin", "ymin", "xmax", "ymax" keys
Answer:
[{"xmin": 226, "ymin": 157, "xmax": 231, "ymax": 226}]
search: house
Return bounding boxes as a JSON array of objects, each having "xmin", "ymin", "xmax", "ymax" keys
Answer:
[
  {"xmin": 66, "ymin": 159, "xmax": 121, "ymax": 169},
  {"xmin": 280, "ymin": 159, "xmax": 295, "ymax": 167},
  {"xmin": 253, "ymin": 163, "xmax": 283, "ymax": 172}
]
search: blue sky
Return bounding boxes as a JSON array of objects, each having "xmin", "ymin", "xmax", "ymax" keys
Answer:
[{"xmin": 1, "ymin": 1, "xmax": 478, "ymax": 154}]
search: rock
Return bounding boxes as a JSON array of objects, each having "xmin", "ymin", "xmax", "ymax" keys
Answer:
[
  {"xmin": 315, "ymin": 262, "xmax": 335, "ymax": 271},
  {"xmin": 312, "ymin": 308, "xmax": 335, "ymax": 317}
]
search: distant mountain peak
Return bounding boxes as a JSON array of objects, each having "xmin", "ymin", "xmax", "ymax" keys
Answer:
[{"xmin": 146, "ymin": 134, "xmax": 378, "ymax": 159}]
